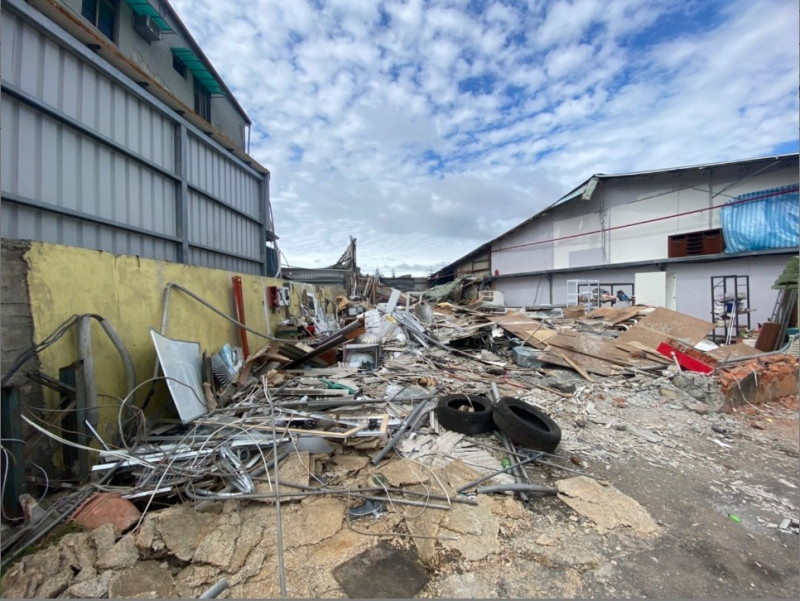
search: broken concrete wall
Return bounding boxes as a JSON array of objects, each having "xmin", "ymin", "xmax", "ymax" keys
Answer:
[
  {"xmin": 1, "ymin": 240, "xmax": 56, "ymax": 493},
  {"xmin": 1, "ymin": 240, "xmax": 343, "ymax": 467}
]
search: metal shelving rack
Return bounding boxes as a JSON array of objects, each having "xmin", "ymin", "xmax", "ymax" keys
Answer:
[{"xmin": 710, "ymin": 275, "xmax": 750, "ymax": 344}]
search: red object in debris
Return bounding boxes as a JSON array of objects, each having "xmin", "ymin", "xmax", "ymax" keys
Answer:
[
  {"xmin": 72, "ymin": 492, "xmax": 141, "ymax": 532},
  {"xmin": 656, "ymin": 342, "xmax": 714, "ymax": 374},
  {"xmin": 232, "ymin": 275, "xmax": 249, "ymax": 359}
]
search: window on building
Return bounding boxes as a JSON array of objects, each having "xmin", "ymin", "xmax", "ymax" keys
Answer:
[
  {"xmin": 81, "ymin": 0, "xmax": 117, "ymax": 42},
  {"xmin": 173, "ymin": 55, "xmax": 187, "ymax": 79},
  {"xmin": 668, "ymin": 228, "xmax": 725, "ymax": 258},
  {"xmin": 194, "ymin": 78, "xmax": 211, "ymax": 122}
]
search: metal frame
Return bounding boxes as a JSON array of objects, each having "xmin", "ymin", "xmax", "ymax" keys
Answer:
[{"xmin": 1, "ymin": 0, "xmax": 273, "ymax": 274}]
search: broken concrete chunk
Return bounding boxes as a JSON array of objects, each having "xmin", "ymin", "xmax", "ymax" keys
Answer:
[
  {"xmin": 135, "ymin": 504, "xmax": 217, "ymax": 561},
  {"xmin": 65, "ymin": 570, "xmax": 113, "ymax": 598},
  {"xmin": 377, "ymin": 458, "xmax": 431, "ymax": 486},
  {"xmin": 107, "ymin": 561, "xmax": 175, "ymax": 599},
  {"xmin": 282, "ymin": 497, "xmax": 344, "ymax": 548},
  {"xmin": 96, "ymin": 533, "xmax": 139, "ymax": 569},
  {"xmin": 556, "ymin": 476, "xmax": 660, "ymax": 537},
  {"xmin": 92, "ymin": 522, "xmax": 119, "ymax": 556}
]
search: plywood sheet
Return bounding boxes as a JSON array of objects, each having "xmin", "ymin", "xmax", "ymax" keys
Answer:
[
  {"xmin": 616, "ymin": 307, "xmax": 714, "ymax": 349},
  {"xmin": 707, "ymin": 343, "xmax": 763, "ymax": 361},
  {"xmin": 488, "ymin": 312, "xmax": 555, "ymax": 348},
  {"xmin": 547, "ymin": 333, "xmax": 634, "ymax": 366},
  {"xmin": 538, "ymin": 348, "xmax": 622, "ymax": 377}
]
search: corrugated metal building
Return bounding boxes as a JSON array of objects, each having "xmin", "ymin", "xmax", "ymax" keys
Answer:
[{"xmin": 1, "ymin": 0, "xmax": 278, "ymax": 275}]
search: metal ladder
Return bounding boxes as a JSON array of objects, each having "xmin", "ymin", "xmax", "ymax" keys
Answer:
[{"xmin": 769, "ymin": 289, "xmax": 798, "ymax": 349}]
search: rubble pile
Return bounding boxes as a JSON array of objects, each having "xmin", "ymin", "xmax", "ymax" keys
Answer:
[{"xmin": 2, "ymin": 286, "xmax": 798, "ymax": 598}]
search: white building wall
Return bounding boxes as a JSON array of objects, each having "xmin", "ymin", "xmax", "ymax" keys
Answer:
[
  {"xmin": 491, "ymin": 214, "xmax": 554, "ymax": 275},
  {"xmin": 491, "ymin": 159, "xmax": 797, "ymax": 280},
  {"xmin": 604, "ymin": 163, "xmax": 798, "ymax": 265},
  {"xmin": 494, "ymin": 275, "xmax": 551, "ymax": 307}
]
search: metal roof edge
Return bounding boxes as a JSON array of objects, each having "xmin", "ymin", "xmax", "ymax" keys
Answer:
[{"xmin": 490, "ymin": 247, "xmax": 798, "ymax": 281}]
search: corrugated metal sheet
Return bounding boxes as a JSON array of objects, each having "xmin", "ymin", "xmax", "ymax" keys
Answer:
[
  {"xmin": 1, "ymin": 2, "xmax": 272, "ymax": 275},
  {"xmin": 282, "ymin": 268, "xmax": 350, "ymax": 287}
]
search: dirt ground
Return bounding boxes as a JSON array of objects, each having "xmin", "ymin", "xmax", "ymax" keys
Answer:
[{"xmin": 3, "ymin": 370, "xmax": 798, "ymax": 599}]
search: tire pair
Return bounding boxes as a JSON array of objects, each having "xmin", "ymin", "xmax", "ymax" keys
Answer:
[{"xmin": 435, "ymin": 394, "xmax": 561, "ymax": 453}]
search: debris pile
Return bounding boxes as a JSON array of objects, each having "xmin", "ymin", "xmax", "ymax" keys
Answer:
[{"xmin": 2, "ymin": 284, "xmax": 798, "ymax": 597}]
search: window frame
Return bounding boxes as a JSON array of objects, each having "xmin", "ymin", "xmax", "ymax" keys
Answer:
[
  {"xmin": 81, "ymin": 0, "xmax": 119, "ymax": 43},
  {"xmin": 193, "ymin": 78, "xmax": 212, "ymax": 122}
]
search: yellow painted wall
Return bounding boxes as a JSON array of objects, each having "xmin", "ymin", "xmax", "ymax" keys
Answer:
[{"xmin": 24, "ymin": 241, "xmax": 343, "ymax": 447}]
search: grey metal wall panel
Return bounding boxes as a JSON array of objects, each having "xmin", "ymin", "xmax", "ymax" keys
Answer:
[
  {"xmin": 2, "ymin": 2, "xmax": 272, "ymax": 274},
  {"xmin": 188, "ymin": 247, "xmax": 261, "ymax": 275},
  {"xmin": 1, "ymin": 202, "xmax": 178, "ymax": 262},
  {"xmin": 2, "ymin": 97, "xmax": 177, "ymax": 236},
  {"xmin": 187, "ymin": 133, "xmax": 261, "ymax": 218},
  {"xmin": 3, "ymin": 10, "xmax": 175, "ymax": 172},
  {"xmin": 188, "ymin": 192, "xmax": 261, "ymax": 258}
]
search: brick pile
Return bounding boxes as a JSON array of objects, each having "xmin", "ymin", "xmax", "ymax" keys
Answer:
[{"xmin": 717, "ymin": 354, "xmax": 799, "ymax": 410}]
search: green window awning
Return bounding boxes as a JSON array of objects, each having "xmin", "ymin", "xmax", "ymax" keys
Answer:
[
  {"xmin": 170, "ymin": 47, "xmax": 226, "ymax": 95},
  {"xmin": 126, "ymin": 0, "xmax": 174, "ymax": 32}
]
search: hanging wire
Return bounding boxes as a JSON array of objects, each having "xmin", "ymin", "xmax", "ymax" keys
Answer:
[{"xmin": 264, "ymin": 381, "xmax": 288, "ymax": 598}]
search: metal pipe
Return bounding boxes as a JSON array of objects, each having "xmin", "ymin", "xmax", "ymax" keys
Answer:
[
  {"xmin": 77, "ymin": 316, "xmax": 98, "ymax": 428},
  {"xmin": 96, "ymin": 316, "xmax": 136, "ymax": 396},
  {"xmin": 199, "ymin": 578, "xmax": 228, "ymax": 599},
  {"xmin": 370, "ymin": 399, "xmax": 433, "ymax": 466},
  {"xmin": 456, "ymin": 452, "xmax": 543, "ymax": 493},
  {"xmin": 476, "ymin": 483, "xmax": 557, "ymax": 495},
  {"xmin": 497, "ymin": 430, "xmax": 530, "ymax": 504}
]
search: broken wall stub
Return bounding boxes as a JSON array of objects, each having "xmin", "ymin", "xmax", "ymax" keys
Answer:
[
  {"xmin": 0, "ymin": 239, "xmax": 57, "ymax": 488},
  {"xmin": 1, "ymin": 240, "xmax": 345, "ymax": 481},
  {"xmin": 672, "ymin": 371, "xmax": 726, "ymax": 412},
  {"xmin": 718, "ymin": 355, "xmax": 799, "ymax": 411}
]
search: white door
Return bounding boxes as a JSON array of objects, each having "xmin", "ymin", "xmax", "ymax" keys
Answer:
[{"xmin": 635, "ymin": 271, "xmax": 677, "ymax": 309}]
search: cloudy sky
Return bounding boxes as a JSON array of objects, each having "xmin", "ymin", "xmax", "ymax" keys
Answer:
[{"xmin": 172, "ymin": 0, "xmax": 798, "ymax": 277}]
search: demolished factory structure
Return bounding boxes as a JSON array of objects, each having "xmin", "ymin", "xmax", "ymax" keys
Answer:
[{"xmin": 0, "ymin": 0, "xmax": 799, "ymax": 598}]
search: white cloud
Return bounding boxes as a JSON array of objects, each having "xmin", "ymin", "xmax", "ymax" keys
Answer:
[{"xmin": 171, "ymin": 0, "xmax": 798, "ymax": 276}]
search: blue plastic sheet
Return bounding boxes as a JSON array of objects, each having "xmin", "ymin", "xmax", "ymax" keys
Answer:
[{"xmin": 721, "ymin": 185, "xmax": 799, "ymax": 253}]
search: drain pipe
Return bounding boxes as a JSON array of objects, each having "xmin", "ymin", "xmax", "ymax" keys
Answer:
[
  {"xmin": 716, "ymin": 334, "xmax": 799, "ymax": 367},
  {"xmin": 77, "ymin": 315, "xmax": 137, "ymax": 428},
  {"xmin": 77, "ymin": 316, "xmax": 98, "ymax": 428}
]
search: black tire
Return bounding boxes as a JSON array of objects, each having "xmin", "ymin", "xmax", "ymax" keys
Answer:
[
  {"xmin": 436, "ymin": 394, "xmax": 495, "ymax": 434},
  {"xmin": 492, "ymin": 397, "xmax": 561, "ymax": 452}
]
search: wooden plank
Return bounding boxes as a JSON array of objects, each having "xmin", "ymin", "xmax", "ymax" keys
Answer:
[
  {"xmin": 617, "ymin": 341, "xmax": 673, "ymax": 364},
  {"xmin": 616, "ymin": 307, "xmax": 714, "ymax": 349},
  {"xmin": 754, "ymin": 322, "xmax": 782, "ymax": 352},
  {"xmin": 554, "ymin": 352, "xmax": 595, "ymax": 382}
]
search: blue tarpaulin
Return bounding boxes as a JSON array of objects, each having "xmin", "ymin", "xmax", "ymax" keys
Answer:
[{"xmin": 721, "ymin": 184, "xmax": 799, "ymax": 253}]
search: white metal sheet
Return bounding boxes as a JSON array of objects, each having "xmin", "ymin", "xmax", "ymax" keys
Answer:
[{"xmin": 150, "ymin": 328, "xmax": 207, "ymax": 423}]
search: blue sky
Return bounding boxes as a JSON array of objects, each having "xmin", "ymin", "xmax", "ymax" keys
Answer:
[{"xmin": 172, "ymin": 0, "xmax": 798, "ymax": 276}]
